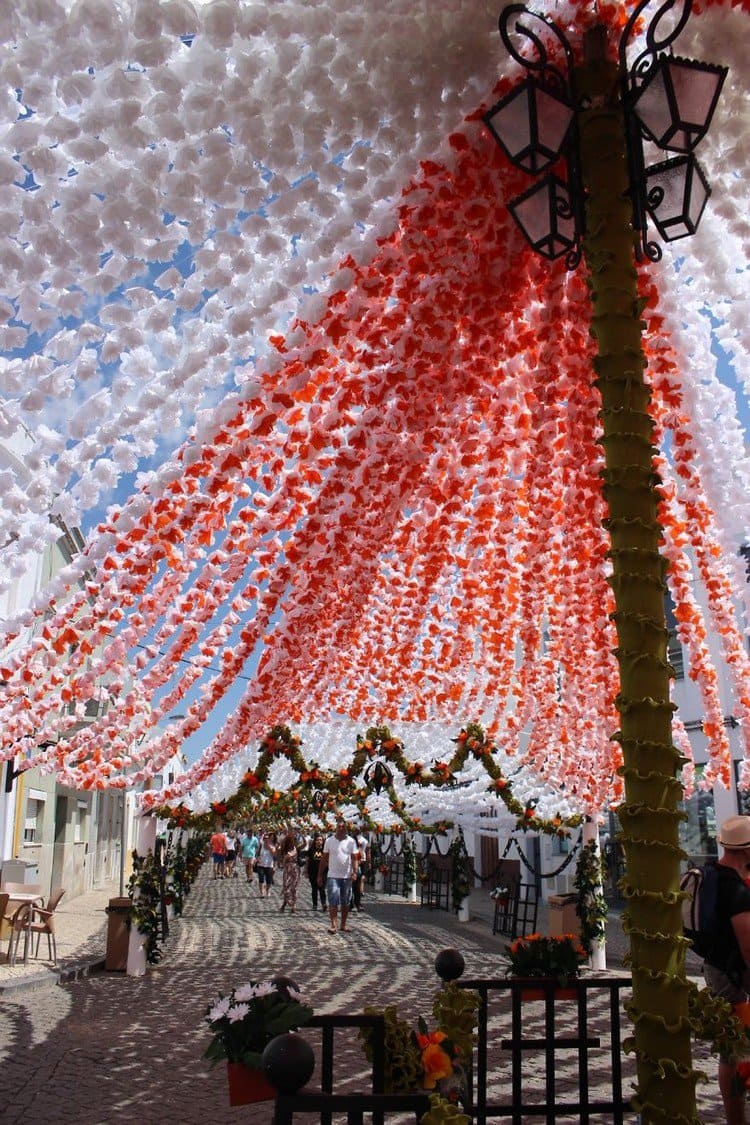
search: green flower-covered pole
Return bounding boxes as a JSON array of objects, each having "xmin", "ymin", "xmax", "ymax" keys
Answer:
[{"xmin": 575, "ymin": 28, "xmax": 696, "ymax": 1123}]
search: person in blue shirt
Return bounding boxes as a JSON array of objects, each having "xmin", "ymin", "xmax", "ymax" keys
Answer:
[{"xmin": 240, "ymin": 825, "xmax": 260, "ymax": 885}]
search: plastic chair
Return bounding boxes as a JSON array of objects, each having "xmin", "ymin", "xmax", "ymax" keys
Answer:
[
  {"xmin": 29, "ymin": 888, "xmax": 65, "ymax": 963},
  {"xmin": 7, "ymin": 902, "xmax": 33, "ymax": 966},
  {"xmin": 0, "ymin": 892, "xmax": 9, "ymax": 944}
]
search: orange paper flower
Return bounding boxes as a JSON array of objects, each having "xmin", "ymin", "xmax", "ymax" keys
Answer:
[{"xmin": 417, "ymin": 1031, "xmax": 454, "ymax": 1089}]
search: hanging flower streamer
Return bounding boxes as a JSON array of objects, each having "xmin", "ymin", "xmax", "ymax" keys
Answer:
[{"xmin": 0, "ymin": 1, "xmax": 747, "ymax": 816}]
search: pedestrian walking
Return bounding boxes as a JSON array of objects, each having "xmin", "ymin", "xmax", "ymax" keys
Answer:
[
  {"xmin": 209, "ymin": 826, "xmax": 227, "ymax": 880},
  {"xmin": 306, "ymin": 833, "xmax": 327, "ymax": 911},
  {"xmin": 240, "ymin": 825, "xmax": 260, "ymax": 884},
  {"xmin": 352, "ymin": 826, "xmax": 370, "ymax": 912},
  {"xmin": 256, "ymin": 830, "xmax": 277, "ymax": 898},
  {"xmin": 225, "ymin": 830, "xmax": 238, "ymax": 878},
  {"xmin": 319, "ymin": 819, "xmax": 359, "ymax": 934},
  {"xmin": 698, "ymin": 815, "xmax": 750, "ymax": 1124},
  {"xmin": 278, "ymin": 830, "xmax": 300, "ymax": 913}
]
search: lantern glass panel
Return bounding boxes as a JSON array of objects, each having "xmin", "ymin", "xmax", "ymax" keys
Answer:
[
  {"xmin": 484, "ymin": 85, "xmax": 532, "ymax": 166},
  {"xmin": 484, "ymin": 80, "xmax": 572, "ymax": 174},
  {"xmin": 536, "ymin": 86, "xmax": 574, "ymax": 166},
  {"xmin": 644, "ymin": 155, "xmax": 710, "ymax": 240},
  {"xmin": 509, "ymin": 176, "xmax": 576, "ymax": 260},
  {"xmin": 633, "ymin": 56, "xmax": 727, "ymax": 153}
]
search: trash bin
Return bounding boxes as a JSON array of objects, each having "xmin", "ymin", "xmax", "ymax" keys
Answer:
[
  {"xmin": 105, "ymin": 897, "xmax": 132, "ymax": 971},
  {"xmin": 1, "ymin": 858, "xmax": 40, "ymax": 884},
  {"xmin": 548, "ymin": 893, "xmax": 580, "ymax": 937}
]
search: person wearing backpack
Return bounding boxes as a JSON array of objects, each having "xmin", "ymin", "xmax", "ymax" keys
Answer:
[{"xmin": 701, "ymin": 816, "xmax": 750, "ymax": 1123}]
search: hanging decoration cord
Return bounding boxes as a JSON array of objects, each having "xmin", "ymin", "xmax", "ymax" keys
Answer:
[{"xmin": 510, "ymin": 833, "xmax": 583, "ymax": 881}]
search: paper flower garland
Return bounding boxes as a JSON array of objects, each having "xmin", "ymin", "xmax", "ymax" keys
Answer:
[{"xmin": 0, "ymin": 0, "xmax": 748, "ymax": 819}]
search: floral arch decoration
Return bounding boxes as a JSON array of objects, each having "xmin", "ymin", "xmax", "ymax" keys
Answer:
[{"xmin": 152, "ymin": 723, "xmax": 584, "ymax": 839}]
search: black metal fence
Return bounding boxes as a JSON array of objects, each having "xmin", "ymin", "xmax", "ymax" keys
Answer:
[
  {"xmin": 382, "ymin": 855, "xmax": 406, "ymax": 897},
  {"xmin": 492, "ymin": 882, "xmax": 539, "ymax": 940},
  {"xmin": 271, "ymin": 972, "xmax": 633, "ymax": 1123},
  {"xmin": 457, "ymin": 975, "xmax": 633, "ymax": 1123},
  {"xmin": 419, "ymin": 853, "xmax": 451, "ymax": 910}
]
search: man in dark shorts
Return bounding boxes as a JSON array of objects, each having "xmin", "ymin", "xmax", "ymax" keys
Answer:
[{"xmin": 702, "ymin": 815, "xmax": 750, "ymax": 1123}]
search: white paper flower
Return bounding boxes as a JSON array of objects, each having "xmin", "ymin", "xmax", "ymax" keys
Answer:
[
  {"xmin": 207, "ymin": 996, "xmax": 232, "ymax": 1024},
  {"xmin": 234, "ymin": 983, "xmax": 263, "ymax": 1002},
  {"xmin": 227, "ymin": 1003, "xmax": 250, "ymax": 1023}
]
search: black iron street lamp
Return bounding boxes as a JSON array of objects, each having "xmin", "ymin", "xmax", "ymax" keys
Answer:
[
  {"xmin": 481, "ymin": 1, "xmax": 728, "ymax": 1119},
  {"xmin": 484, "ymin": 0, "xmax": 726, "ymax": 265}
]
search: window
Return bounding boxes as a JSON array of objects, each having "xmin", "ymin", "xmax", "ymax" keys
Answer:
[
  {"xmin": 664, "ymin": 592, "xmax": 685, "ymax": 680},
  {"xmin": 735, "ymin": 761, "xmax": 750, "ymax": 817},
  {"xmin": 24, "ymin": 794, "xmax": 45, "ymax": 843},
  {"xmin": 680, "ymin": 765, "xmax": 717, "ymax": 862},
  {"xmin": 74, "ymin": 800, "xmax": 88, "ymax": 844}
]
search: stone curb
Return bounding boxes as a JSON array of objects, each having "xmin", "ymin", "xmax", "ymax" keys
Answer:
[
  {"xmin": 0, "ymin": 957, "xmax": 106, "ymax": 996},
  {"xmin": 58, "ymin": 957, "xmax": 106, "ymax": 984}
]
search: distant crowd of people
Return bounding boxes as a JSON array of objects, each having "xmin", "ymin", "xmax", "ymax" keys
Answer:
[{"xmin": 208, "ymin": 819, "xmax": 370, "ymax": 933}]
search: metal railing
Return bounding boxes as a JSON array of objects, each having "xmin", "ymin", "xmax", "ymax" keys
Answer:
[{"xmin": 457, "ymin": 975, "xmax": 633, "ymax": 1123}]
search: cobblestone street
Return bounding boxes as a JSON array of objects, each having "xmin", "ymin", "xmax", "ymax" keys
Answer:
[{"xmin": 0, "ymin": 870, "xmax": 722, "ymax": 1123}]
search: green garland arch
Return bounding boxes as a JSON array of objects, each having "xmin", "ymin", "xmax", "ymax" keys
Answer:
[{"xmin": 154, "ymin": 722, "xmax": 584, "ymax": 839}]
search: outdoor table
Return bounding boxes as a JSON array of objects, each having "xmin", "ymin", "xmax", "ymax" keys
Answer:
[
  {"xmin": 4, "ymin": 890, "xmax": 45, "ymax": 905},
  {"xmin": 1, "ymin": 899, "xmax": 40, "ymax": 965}
]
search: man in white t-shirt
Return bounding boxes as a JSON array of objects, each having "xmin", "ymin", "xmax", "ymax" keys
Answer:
[{"xmin": 319, "ymin": 820, "xmax": 359, "ymax": 934}]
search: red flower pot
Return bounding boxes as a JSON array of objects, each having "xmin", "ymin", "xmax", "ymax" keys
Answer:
[
  {"xmin": 226, "ymin": 1062, "xmax": 276, "ymax": 1105},
  {"xmin": 519, "ymin": 985, "xmax": 579, "ymax": 1002}
]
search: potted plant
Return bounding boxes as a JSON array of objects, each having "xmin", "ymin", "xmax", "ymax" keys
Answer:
[
  {"xmin": 204, "ymin": 978, "xmax": 313, "ymax": 1105},
  {"xmin": 502, "ymin": 932, "xmax": 588, "ymax": 1000},
  {"xmin": 489, "ymin": 883, "xmax": 512, "ymax": 910}
]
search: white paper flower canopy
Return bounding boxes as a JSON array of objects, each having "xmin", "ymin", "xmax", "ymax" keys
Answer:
[{"xmin": 0, "ymin": 0, "xmax": 748, "ymax": 819}]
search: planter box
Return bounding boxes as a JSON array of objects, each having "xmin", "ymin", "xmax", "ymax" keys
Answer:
[
  {"xmin": 548, "ymin": 893, "xmax": 579, "ymax": 937},
  {"xmin": 519, "ymin": 984, "xmax": 579, "ymax": 1002},
  {"xmin": 226, "ymin": 1062, "xmax": 276, "ymax": 1106}
]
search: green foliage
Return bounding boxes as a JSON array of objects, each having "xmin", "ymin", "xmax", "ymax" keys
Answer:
[
  {"xmin": 359, "ymin": 1004, "xmax": 423, "ymax": 1094},
  {"xmin": 419, "ymin": 1093, "xmax": 471, "ymax": 1124},
  {"xmin": 168, "ymin": 838, "xmax": 186, "ymax": 915},
  {"xmin": 463, "ymin": 722, "xmax": 485, "ymax": 744},
  {"xmin": 402, "ymin": 839, "xmax": 417, "ymax": 890},
  {"xmin": 448, "ymin": 837, "xmax": 472, "ymax": 912},
  {"xmin": 431, "ymin": 982, "xmax": 480, "ymax": 1060},
  {"xmin": 688, "ymin": 983, "xmax": 750, "ymax": 1064},
  {"xmin": 360, "ymin": 982, "xmax": 479, "ymax": 1109},
  {"xmin": 365, "ymin": 724, "xmax": 393, "ymax": 744},
  {"xmin": 573, "ymin": 840, "xmax": 608, "ymax": 956},
  {"xmin": 204, "ymin": 981, "xmax": 313, "ymax": 1068},
  {"xmin": 127, "ymin": 850, "xmax": 163, "ymax": 964}
]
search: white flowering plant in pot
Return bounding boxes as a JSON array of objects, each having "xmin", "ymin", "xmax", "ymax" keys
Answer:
[{"xmin": 204, "ymin": 978, "xmax": 313, "ymax": 1068}]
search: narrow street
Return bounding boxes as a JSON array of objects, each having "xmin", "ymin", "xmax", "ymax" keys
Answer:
[{"xmin": 0, "ymin": 869, "xmax": 722, "ymax": 1123}]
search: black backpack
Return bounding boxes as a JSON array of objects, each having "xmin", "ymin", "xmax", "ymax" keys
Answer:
[{"xmin": 680, "ymin": 861, "xmax": 720, "ymax": 962}]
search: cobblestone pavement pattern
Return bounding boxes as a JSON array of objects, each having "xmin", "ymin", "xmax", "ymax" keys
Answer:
[{"xmin": 0, "ymin": 870, "xmax": 722, "ymax": 1123}]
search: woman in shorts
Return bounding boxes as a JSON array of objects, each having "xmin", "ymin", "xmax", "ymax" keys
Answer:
[{"xmin": 256, "ymin": 831, "xmax": 277, "ymax": 898}]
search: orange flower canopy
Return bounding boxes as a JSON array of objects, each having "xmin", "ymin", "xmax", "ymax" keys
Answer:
[{"xmin": 0, "ymin": 0, "xmax": 748, "ymax": 814}]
